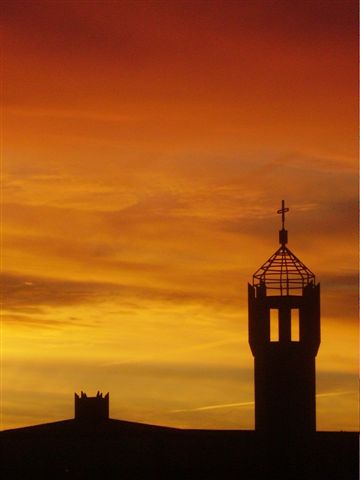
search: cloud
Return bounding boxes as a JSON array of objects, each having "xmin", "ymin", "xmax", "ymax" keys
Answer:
[
  {"xmin": 3, "ymin": 153, "xmax": 357, "ymax": 325},
  {"xmin": 3, "ymin": 272, "xmax": 115, "ymax": 309},
  {"xmin": 100, "ymin": 361, "xmax": 250, "ymax": 380},
  {"xmin": 4, "ymin": 150, "xmax": 357, "ymax": 234},
  {"xmin": 321, "ymin": 272, "xmax": 358, "ymax": 290},
  {"xmin": 2, "ymin": 0, "xmax": 357, "ymax": 432},
  {"xmin": 2, "ymin": 271, "xmax": 242, "ymax": 316},
  {"xmin": 6, "ymin": 108, "xmax": 140, "ymax": 124},
  {"xmin": 3, "ymin": 1, "xmax": 355, "ymax": 62},
  {"xmin": 3, "ymin": 313, "xmax": 86, "ymax": 329}
]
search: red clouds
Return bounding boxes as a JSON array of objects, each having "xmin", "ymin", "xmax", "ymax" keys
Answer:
[{"xmin": 2, "ymin": 0, "xmax": 358, "ymax": 430}]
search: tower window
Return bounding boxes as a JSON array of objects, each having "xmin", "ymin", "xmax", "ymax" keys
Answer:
[
  {"xmin": 291, "ymin": 309, "xmax": 300, "ymax": 341},
  {"xmin": 270, "ymin": 309, "xmax": 279, "ymax": 342}
]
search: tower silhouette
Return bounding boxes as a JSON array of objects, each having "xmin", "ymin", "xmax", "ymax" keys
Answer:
[
  {"xmin": 248, "ymin": 201, "xmax": 320, "ymax": 434},
  {"xmin": 74, "ymin": 391, "xmax": 109, "ymax": 423}
]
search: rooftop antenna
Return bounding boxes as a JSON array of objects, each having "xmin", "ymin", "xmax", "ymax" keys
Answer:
[{"xmin": 277, "ymin": 199, "xmax": 289, "ymax": 246}]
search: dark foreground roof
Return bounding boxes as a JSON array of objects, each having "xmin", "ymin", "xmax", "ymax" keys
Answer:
[{"xmin": 1, "ymin": 419, "xmax": 358, "ymax": 479}]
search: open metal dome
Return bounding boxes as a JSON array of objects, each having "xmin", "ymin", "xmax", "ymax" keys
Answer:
[
  {"xmin": 252, "ymin": 200, "xmax": 315, "ymax": 295},
  {"xmin": 252, "ymin": 244, "xmax": 315, "ymax": 296}
]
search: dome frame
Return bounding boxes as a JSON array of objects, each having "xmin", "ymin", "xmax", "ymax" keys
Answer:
[{"xmin": 252, "ymin": 244, "xmax": 315, "ymax": 296}]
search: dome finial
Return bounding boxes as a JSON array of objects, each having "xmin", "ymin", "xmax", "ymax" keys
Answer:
[
  {"xmin": 253, "ymin": 200, "xmax": 315, "ymax": 295},
  {"xmin": 277, "ymin": 200, "xmax": 289, "ymax": 245}
]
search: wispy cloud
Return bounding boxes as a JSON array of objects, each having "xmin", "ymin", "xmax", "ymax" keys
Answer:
[
  {"xmin": 2, "ymin": 271, "xmax": 242, "ymax": 314},
  {"xmin": 2, "ymin": 0, "xmax": 357, "ymax": 431},
  {"xmin": 7, "ymin": 107, "xmax": 142, "ymax": 124}
]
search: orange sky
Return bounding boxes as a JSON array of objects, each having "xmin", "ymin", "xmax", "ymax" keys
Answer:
[{"xmin": 2, "ymin": 0, "xmax": 358, "ymax": 431}]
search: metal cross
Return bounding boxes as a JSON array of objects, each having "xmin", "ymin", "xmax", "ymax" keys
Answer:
[{"xmin": 277, "ymin": 200, "xmax": 289, "ymax": 229}]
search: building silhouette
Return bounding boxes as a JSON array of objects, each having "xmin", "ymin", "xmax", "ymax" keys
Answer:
[
  {"xmin": 1, "ymin": 202, "xmax": 357, "ymax": 478},
  {"xmin": 248, "ymin": 201, "xmax": 320, "ymax": 434}
]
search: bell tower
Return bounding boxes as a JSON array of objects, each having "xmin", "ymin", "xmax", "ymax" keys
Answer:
[{"xmin": 248, "ymin": 201, "xmax": 320, "ymax": 434}]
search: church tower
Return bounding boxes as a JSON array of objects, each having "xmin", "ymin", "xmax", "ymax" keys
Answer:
[{"xmin": 248, "ymin": 201, "xmax": 320, "ymax": 434}]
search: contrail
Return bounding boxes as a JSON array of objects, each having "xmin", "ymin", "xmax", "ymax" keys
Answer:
[
  {"xmin": 172, "ymin": 391, "xmax": 354, "ymax": 414},
  {"xmin": 316, "ymin": 391, "xmax": 354, "ymax": 398},
  {"xmin": 172, "ymin": 401, "xmax": 254, "ymax": 413}
]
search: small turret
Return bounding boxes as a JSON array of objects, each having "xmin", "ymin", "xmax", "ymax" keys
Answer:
[{"xmin": 74, "ymin": 391, "xmax": 109, "ymax": 423}]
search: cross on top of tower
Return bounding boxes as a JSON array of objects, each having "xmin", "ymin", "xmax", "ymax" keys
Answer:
[
  {"xmin": 253, "ymin": 199, "xmax": 315, "ymax": 295},
  {"xmin": 277, "ymin": 200, "xmax": 289, "ymax": 230}
]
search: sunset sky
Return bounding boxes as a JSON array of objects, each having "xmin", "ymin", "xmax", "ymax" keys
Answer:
[{"xmin": 2, "ymin": 0, "xmax": 358, "ymax": 431}]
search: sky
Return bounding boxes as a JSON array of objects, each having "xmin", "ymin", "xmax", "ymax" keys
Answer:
[{"xmin": 2, "ymin": 0, "xmax": 358, "ymax": 431}]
